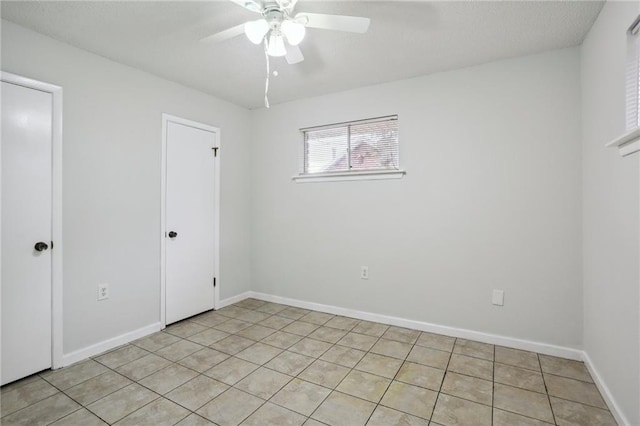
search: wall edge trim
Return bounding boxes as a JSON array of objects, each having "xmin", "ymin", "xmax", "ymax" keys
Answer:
[
  {"xmin": 247, "ymin": 291, "xmax": 583, "ymax": 360},
  {"xmin": 58, "ymin": 291, "xmax": 251, "ymax": 369},
  {"xmin": 218, "ymin": 291, "xmax": 252, "ymax": 309},
  {"xmin": 60, "ymin": 322, "xmax": 163, "ymax": 367},
  {"xmin": 59, "ymin": 293, "xmax": 630, "ymax": 425},
  {"xmin": 582, "ymin": 351, "xmax": 631, "ymax": 426}
]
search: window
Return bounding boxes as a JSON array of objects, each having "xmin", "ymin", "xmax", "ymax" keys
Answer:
[
  {"xmin": 295, "ymin": 115, "xmax": 404, "ymax": 182},
  {"xmin": 609, "ymin": 15, "xmax": 640, "ymax": 156},
  {"xmin": 626, "ymin": 15, "xmax": 640, "ymax": 131}
]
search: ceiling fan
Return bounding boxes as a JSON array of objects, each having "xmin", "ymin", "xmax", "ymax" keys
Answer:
[{"xmin": 200, "ymin": 0, "xmax": 371, "ymax": 65}]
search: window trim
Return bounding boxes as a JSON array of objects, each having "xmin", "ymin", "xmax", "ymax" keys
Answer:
[
  {"xmin": 606, "ymin": 15, "xmax": 640, "ymax": 157},
  {"xmin": 299, "ymin": 115, "xmax": 398, "ymax": 133},
  {"xmin": 625, "ymin": 15, "xmax": 640, "ymax": 132},
  {"xmin": 295, "ymin": 115, "xmax": 405, "ymax": 182},
  {"xmin": 292, "ymin": 168, "xmax": 406, "ymax": 183}
]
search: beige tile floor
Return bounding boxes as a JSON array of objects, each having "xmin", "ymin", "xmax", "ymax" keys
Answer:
[{"xmin": 0, "ymin": 298, "xmax": 617, "ymax": 426}]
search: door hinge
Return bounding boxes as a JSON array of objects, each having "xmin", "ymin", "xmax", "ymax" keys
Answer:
[
  {"xmin": 213, "ymin": 277, "xmax": 216, "ymax": 287},
  {"xmin": 51, "ymin": 241, "xmax": 54, "ymax": 249},
  {"xmin": 212, "ymin": 147, "xmax": 219, "ymax": 157}
]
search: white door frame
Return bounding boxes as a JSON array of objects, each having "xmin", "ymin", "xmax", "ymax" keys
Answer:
[
  {"xmin": 160, "ymin": 114, "xmax": 220, "ymax": 327},
  {"xmin": 1, "ymin": 71, "xmax": 64, "ymax": 369}
]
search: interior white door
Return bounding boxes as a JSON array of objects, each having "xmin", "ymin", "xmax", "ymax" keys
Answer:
[
  {"xmin": 1, "ymin": 81, "xmax": 53, "ymax": 385},
  {"xmin": 165, "ymin": 120, "xmax": 216, "ymax": 324}
]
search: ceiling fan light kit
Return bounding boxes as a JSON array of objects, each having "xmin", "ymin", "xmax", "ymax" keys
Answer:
[
  {"xmin": 202, "ymin": 0, "xmax": 371, "ymax": 106},
  {"xmin": 245, "ymin": 12, "xmax": 306, "ymax": 54},
  {"xmin": 280, "ymin": 20, "xmax": 305, "ymax": 46},
  {"xmin": 266, "ymin": 31, "xmax": 287, "ymax": 57},
  {"xmin": 245, "ymin": 19, "xmax": 269, "ymax": 44}
]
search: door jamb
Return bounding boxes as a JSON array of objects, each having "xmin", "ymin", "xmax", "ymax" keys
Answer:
[
  {"xmin": 160, "ymin": 114, "xmax": 221, "ymax": 328},
  {"xmin": 1, "ymin": 71, "xmax": 64, "ymax": 369}
]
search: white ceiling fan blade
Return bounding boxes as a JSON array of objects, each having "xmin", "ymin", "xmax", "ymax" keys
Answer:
[
  {"xmin": 229, "ymin": 0, "xmax": 263, "ymax": 13},
  {"xmin": 296, "ymin": 12, "xmax": 370, "ymax": 33},
  {"xmin": 285, "ymin": 45, "xmax": 304, "ymax": 64},
  {"xmin": 280, "ymin": 0, "xmax": 299, "ymax": 13},
  {"xmin": 200, "ymin": 24, "xmax": 246, "ymax": 44}
]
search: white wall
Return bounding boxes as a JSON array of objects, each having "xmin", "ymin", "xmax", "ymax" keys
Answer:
[
  {"xmin": 250, "ymin": 48, "xmax": 583, "ymax": 348},
  {"xmin": 1, "ymin": 20, "xmax": 252, "ymax": 356},
  {"xmin": 581, "ymin": 2, "xmax": 640, "ymax": 424},
  {"xmin": 4, "ymin": 9, "xmax": 639, "ymax": 421}
]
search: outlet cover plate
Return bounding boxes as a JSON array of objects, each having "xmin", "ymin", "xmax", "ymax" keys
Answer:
[
  {"xmin": 360, "ymin": 266, "xmax": 369, "ymax": 280},
  {"xmin": 492, "ymin": 289, "xmax": 504, "ymax": 306},
  {"xmin": 98, "ymin": 283, "xmax": 109, "ymax": 301}
]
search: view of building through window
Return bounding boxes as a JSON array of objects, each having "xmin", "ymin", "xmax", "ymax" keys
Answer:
[{"xmin": 303, "ymin": 116, "xmax": 398, "ymax": 174}]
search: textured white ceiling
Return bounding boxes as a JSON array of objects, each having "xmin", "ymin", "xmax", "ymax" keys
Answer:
[{"xmin": 1, "ymin": 1, "xmax": 603, "ymax": 109}]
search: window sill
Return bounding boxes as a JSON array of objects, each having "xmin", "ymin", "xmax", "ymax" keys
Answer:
[
  {"xmin": 606, "ymin": 127, "xmax": 640, "ymax": 157},
  {"xmin": 292, "ymin": 169, "xmax": 406, "ymax": 183}
]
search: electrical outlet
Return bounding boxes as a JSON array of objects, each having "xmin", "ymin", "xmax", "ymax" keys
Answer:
[
  {"xmin": 98, "ymin": 283, "xmax": 109, "ymax": 301},
  {"xmin": 492, "ymin": 289, "xmax": 504, "ymax": 306},
  {"xmin": 360, "ymin": 266, "xmax": 369, "ymax": 280}
]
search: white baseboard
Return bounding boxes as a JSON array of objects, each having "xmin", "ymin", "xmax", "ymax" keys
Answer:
[
  {"xmin": 244, "ymin": 292, "xmax": 633, "ymax": 422},
  {"xmin": 57, "ymin": 291, "xmax": 251, "ymax": 368},
  {"xmin": 54, "ymin": 291, "xmax": 629, "ymax": 424},
  {"xmin": 582, "ymin": 351, "xmax": 631, "ymax": 426},
  {"xmin": 60, "ymin": 322, "xmax": 163, "ymax": 367},
  {"xmin": 247, "ymin": 291, "xmax": 583, "ymax": 360},
  {"xmin": 217, "ymin": 291, "xmax": 252, "ymax": 309}
]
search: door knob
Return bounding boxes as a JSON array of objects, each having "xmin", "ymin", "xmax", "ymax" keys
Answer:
[
  {"xmin": 168, "ymin": 231, "xmax": 178, "ymax": 238},
  {"xmin": 34, "ymin": 242, "xmax": 49, "ymax": 252}
]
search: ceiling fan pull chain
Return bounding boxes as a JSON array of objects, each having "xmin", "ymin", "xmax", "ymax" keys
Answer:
[{"xmin": 264, "ymin": 39, "xmax": 271, "ymax": 108}]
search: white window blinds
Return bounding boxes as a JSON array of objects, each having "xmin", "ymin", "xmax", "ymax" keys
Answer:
[
  {"xmin": 626, "ymin": 16, "xmax": 640, "ymax": 131},
  {"xmin": 301, "ymin": 116, "xmax": 399, "ymax": 175}
]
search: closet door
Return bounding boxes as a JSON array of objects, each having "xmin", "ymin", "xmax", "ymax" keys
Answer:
[
  {"xmin": 1, "ymin": 81, "xmax": 53, "ymax": 385},
  {"xmin": 165, "ymin": 119, "xmax": 216, "ymax": 324}
]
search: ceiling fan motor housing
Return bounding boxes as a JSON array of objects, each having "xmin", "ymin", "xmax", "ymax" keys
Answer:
[{"xmin": 265, "ymin": 10, "xmax": 286, "ymax": 30}]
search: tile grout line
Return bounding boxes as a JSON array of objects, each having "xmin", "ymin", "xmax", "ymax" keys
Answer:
[
  {"xmin": 1, "ymin": 392, "xmax": 80, "ymax": 425},
  {"xmin": 45, "ymin": 365, "xmax": 125, "ymax": 424},
  {"xmin": 539, "ymin": 352, "xmax": 559, "ymax": 425},
  {"xmin": 491, "ymin": 343, "xmax": 495, "ymax": 426},
  {"xmin": 9, "ymin": 313, "xmax": 453, "ymax": 425},
  {"xmin": 256, "ymin": 322, "xmax": 416, "ymax": 420},
  {"xmin": 0, "ymin": 378, "xmax": 67, "ymax": 419},
  {"xmin": 370, "ymin": 329, "xmax": 434, "ymax": 423},
  {"xmin": 304, "ymin": 319, "xmax": 375, "ymax": 424},
  {"xmin": 219, "ymin": 308, "xmax": 345, "ymax": 424},
  {"xmin": 428, "ymin": 335, "xmax": 457, "ymax": 425},
  {"xmin": 76, "ymin": 323, "xmax": 240, "ymax": 425},
  {"xmin": 9, "ymin": 305, "xmax": 318, "ymax": 425},
  {"xmin": 312, "ymin": 322, "xmax": 437, "ymax": 422},
  {"xmin": 44, "ymin": 406, "xmax": 92, "ymax": 425},
  {"xmin": 236, "ymin": 307, "xmax": 332, "ymax": 425},
  {"xmin": 346, "ymin": 324, "xmax": 442, "ymax": 423},
  {"xmin": 82, "ymin": 350, "xmax": 202, "ymax": 424},
  {"xmin": 4, "ymin": 299, "xmax": 613, "ymax": 426},
  {"xmin": 354, "ymin": 325, "xmax": 401, "ymax": 425},
  {"xmin": 228, "ymin": 343, "xmax": 309, "ymax": 422}
]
